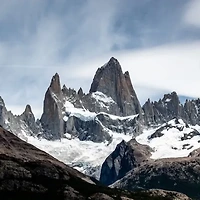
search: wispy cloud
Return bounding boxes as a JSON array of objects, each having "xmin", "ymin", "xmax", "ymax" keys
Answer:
[
  {"xmin": 184, "ymin": 0, "xmax": 200, "ymax": 27},
  {"xmin": 0, "ymin": 0, "xmax": 199, "ymax": 118}
]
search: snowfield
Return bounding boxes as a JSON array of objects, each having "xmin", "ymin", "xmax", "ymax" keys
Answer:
[
  {"xmin": 21, "ymin": 111, "xmax": 200, "ymax": 180},
  {"xmin": 26, "ymin": 131, "xmax": 133, "ymax": 179},
  {"xmin": 136, "ymin": 119, "xmax": 200, "ymax": 159}
]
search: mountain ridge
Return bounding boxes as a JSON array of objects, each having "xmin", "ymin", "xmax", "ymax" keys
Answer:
[
  {"xmin": 0, "ymin": 125, "xmax": 191, "ymax": 200},
  {"xmin": 1, "ymin": 57, "xmax": 200, "ymax": 142},
  {"xmin": 0, "ymin": 57, "xmax": 200, "ymax": 198}
]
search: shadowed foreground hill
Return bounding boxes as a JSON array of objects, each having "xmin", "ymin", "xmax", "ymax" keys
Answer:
[{"xmin": 0, "ymin": 126, "xmax": 191, "ymax": 200}]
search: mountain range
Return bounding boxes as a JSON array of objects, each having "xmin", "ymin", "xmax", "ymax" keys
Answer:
[{"xmin": 0, "ymin": 57, "xmax": 200, "ymax": 199}]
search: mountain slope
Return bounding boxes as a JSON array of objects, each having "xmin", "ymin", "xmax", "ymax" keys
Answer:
[
  {"xmin": 112, "ymin": 150, "xmax": 200, "ymax": 199},
  {"xmin": 0, "ymin": 126, "xmax": 191, "ymax": 200},
  {"xmin": 100, "ymin": 139, "xmax": 152, "ymax": 186}
]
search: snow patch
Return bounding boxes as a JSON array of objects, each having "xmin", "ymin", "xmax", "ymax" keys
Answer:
[
  {"xmin": 64, "ymin": 100, "xmax": 96, "ymax": 121},
  {"xmin": 165, "ymin": 98, "xmax": 171, "ymax": 102},
  {"xmin": 91, "ymin": 91, "xmax": 115, "ymax": 110},
  {"xmin": 26, "ymin": 131, "xmax": 132, "ymax": 180},
  {"xmin": 136, "ymin": 119, "xmax": 200, "ymax": 159}
]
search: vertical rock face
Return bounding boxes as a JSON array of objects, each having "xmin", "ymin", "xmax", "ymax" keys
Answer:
[
  {"xmin": 89, "ymin": 57, "xmax": 142, "ymax": 116},
  {"xmin": 183, "ymin": 99, "xmax": 200, "ymax": 125},
  {"xmin": 20, "ymin": 104, "xmax": 39, "ymax": 135},
  {"xmin": 0, "ymin": 97, "xmax": 6, "ymax": 126},
  {"xmin": 142, "ymin": 92, "xmax": 200, "ymax": 126},
  {"xmin": 40, "ymin": 73, "xmax": 64, "ymax": 140},
  {"xmin": 143, "ymin": 92, "xmax": 184, "ymax": 125},
  {"xmin": 0, "ymin": 97, "xmax": 39, "ymax": 139},
  {"xmin": 65, "ymin": 115, "xmax": 112, "ymax": 142},
  {"xmin": 100, "ymin": 139, "xmax": 152, "ymax": 186}
]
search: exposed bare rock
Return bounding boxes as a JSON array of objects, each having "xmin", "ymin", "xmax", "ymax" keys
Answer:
[
  {"xmin": 142, "ymin": 189, "xmax": 191, "ymax": 200},
  {"xmin": 0, "ymin": 96, "xmax": 40, "ymax": 139},
  {"xmin": 113, "ymin": 155, "xmax": 200, "ymax": 199},
  {"xmin": 183, "ymin": 98, "xmax": 200, "ymax": 125},
  {"xmin": 0, "ymin": 126, "xmax": 190, "ymax": 200},
  {"xmin": 0, "ymin": 126, "xmax": 92, "ymax": 199},
  {"xmin": 89, "ymin": 57, "xmax": 142, "ymax": 116},
  {"xmin": 143, "ymin": 92, "xmax": 184, "ymax": 126},
  {"xmin": 40, "ymin": 73, "xmax": 64, "ymax": 140},
  {"xmin": 89, "ymin": 193, "xmax": 114, "ymax": 200},
  {"xmin": 100, "ymin": 139, "xmax": 152, "ymax": 186},
  {"xmin": 0, "ymin": 96, "xmax": 6, "ymax": 126},
  {"xmin": 49, "ymin": 72, "xmax": 62, "ymax": 97},
  {"xmin": 188, "ymin": 147, "xmax": 200, "ymax": 157},
  {"xmin": 142, "ymin": 92, "xmax": 200, "ymax": 127},
  {"xmin": 65, "ymin": 115, "xmax": 112, "ymax": 142},
  {"xmin": 20, "ymin": 104, "xmax": 39, "ymax": 135}
]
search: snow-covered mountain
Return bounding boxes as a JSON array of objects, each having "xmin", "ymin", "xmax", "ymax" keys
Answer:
[
  {"xmin": 1, "ymin": 56, "xmax": 200, "ymax": 191},
  {"xmin": 136, "ymin": 118, "xmax": 200, "ymax": 159}
]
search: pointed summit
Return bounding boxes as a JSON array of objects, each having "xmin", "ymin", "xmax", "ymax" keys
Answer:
[
  {"xmin": 40, "ymin": 73, "xmax": 64, "ymax": 140},
  {"xmin": 89, "ymin": 57, "xmax": 142, "ymax": 116},
  {"xmin": 24, "ymin": 104, "xmax": 33, "ymax": 115},
  {"xmin": 106, "ymin": 57, "xmax": 121, "ymax": 68},
  {"xmin": 0, "ymin": 96, "xmax": 6, "ymax": 126},
  {"xmin": 0, "ymin": 96, "xmax": 5, "ymax": 107},
  {"xmin": 20, "ymin": 104, "xmax": 39, "ymax": 135},
  {"xmin": 49, "ymin": 73, "xmax": 62, "ymax": 96}
]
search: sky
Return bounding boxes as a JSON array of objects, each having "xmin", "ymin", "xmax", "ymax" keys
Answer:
[{"xmin": 0, "ymin": 0, "xmax": 200, "ymax": 118}]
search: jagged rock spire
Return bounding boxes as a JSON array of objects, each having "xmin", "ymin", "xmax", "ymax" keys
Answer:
[
  {"xmin": 20, "ymin": 104, "xmax": 39, "ymax": 135},
  {"xmin": 0, "ymin": 96, "xmax": 6, "ymax": 126},
  {"xmin": 40, "ymin": 73, "xmax": 64, "ymax": 140},
  {"xmin": 49, "ymin": 73, "xmax": 62, "ymax": 97},
  {"xmin": 78, "ymin": 87, "xmax": 84, "ymax": 97},
  {"xmin": 24, "ymin": 104, "xmax": 33, "ymax": 115},
  {"xmin": 143, "ymin": 91, "xmax": 185, "ymax": 125},
  {"xmin": 89, "ymin": 57, "xmax": 142, "ymax": 116}
]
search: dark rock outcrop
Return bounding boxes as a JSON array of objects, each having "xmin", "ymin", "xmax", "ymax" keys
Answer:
[
  {"xmin": 0, "ymin": 126, "xmax": 191, "ymax": 200},
  {"xmin": 0, "ymin": 126, "xmax": 92, "ymax": 199},
  {"xmin": 0, "ymin": 97, "xmax": 6, "ymax": 126},
  {"xmin": 142, "ymin": 92, "xmax": 200, "ymax": 127},
  {"xmin": 100, "ymin": 139, "xmax": 152, "ymax": 186},
  {"xmin": 20, "ymin": 104, "xmax": 39, "ymax": 135},
  {"xmin": 65, "ymin": 115, "xmax": 112, "ymax": 142},
  {"xmin": 183, "ymin": 98, "xmax": 200, "ymax": 125},
  {"xmin": 40, "ymin": 73, "xmax": 64, "ymax": 140},
  {"xmin": 0, "ymin": 97, "xmax": 40, "ymax": 139},
  {"xmin": 143, "ymin": 92, "xmax": 184, "ymax": 126},
  {"xmin": 89, "ymin": 57, "xmax": 142, "ymax": 116},
  {"xmin": 139, "ymin": 189, "xmax": 191, "ymax": 200},
  {"xmin": 65, "ymin": 112, "xmax": 142, "ymax": 143},
  {"xmin": 112, "ymin": 149, "xmax": 200, "ymax": 199}
]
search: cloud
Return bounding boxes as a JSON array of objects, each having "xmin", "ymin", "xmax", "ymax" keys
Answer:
[
  {"xmin": 184, "ymin": 0, "xmax": 200, "ymax": 27},
  {"xmin": 0, "ymin": 0, "xmax": 199, "ymax": 118},
  {"xmin": 0, "ymin": 0, "xmax": 124, "ymax": 118},
  {"xmin": 68, "ymin": 41, "xmax": 200, "ymax": 104}
]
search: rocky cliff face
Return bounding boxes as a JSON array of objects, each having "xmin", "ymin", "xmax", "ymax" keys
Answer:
[
  {"xmin": 0, "ymin": 96, "xmax": 40, "ymax": 139},
  {"xmin": 143, "ymin": 92, "xmax": 183, "ymax": 125},
  {"xmin": 0, "ymin": 97, "xmax": 6, "ymax": 126},
  {"xmin": 89, "ymin": 57, "xmax": 142, "ymax": 117},
  {"xmin": 40, "ymin": 73, "xmax": 64, "ymax": 140},
  {"xmin": 38, "ymin": 58, "xmax": 144, "ymax": 141},
  {"xmin": 1, "ymin": 57, "xmax": 200, "ymax": 144},
  {"xmin": 12, "ymin": 57, "xmax": 200, "ymax": 143},
  {"xmin": 20, "ymin": 104, "xmax": 40, "ymax": 135},
  {"xmin": 142, "ymin": 92, "xmax": 200, "ymax": 127},
  {"xmin": 100, "ymin": 139, "xmax": 152, "ymax": 186},
  {"xmin": 65, "ymin": 115, "xmax": 112, "ymax": 142},
  {"xmin": 111, "ymin": 147, "xmax": 200, "ymax": 199}
]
